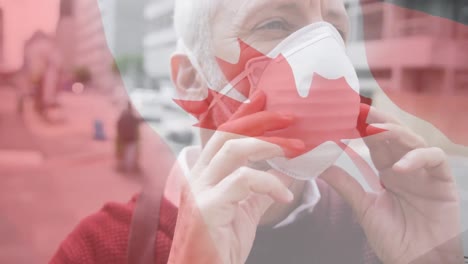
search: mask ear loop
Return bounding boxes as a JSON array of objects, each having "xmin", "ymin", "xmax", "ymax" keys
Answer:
[
  {"xmin": 245, "ymin": 56, "xmax": 271, "ymax": 97},
  {"xmin": 206, "ymin": 70, "xmax": 251, "ymax": 120},
  {"xmin": 180, "ymin": 38, "xmax": 257, "ymax": 120},
  {"xmin": 206, "ymin": 56, "xmax": 271, "ymax": 120}
]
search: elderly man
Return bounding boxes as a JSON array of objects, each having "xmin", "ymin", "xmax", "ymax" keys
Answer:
[{"xmin": 50, "ymin": 0, "xmax": 463, "ymax": 263}]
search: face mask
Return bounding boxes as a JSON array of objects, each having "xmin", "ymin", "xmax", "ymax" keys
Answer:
[
  {"xmin": 178, "ymin": 22, "xmax": 363, "ymax": 180},
  {"xmin": 243, "ymin": 21, "xmax": 362, "ymax": 180}
]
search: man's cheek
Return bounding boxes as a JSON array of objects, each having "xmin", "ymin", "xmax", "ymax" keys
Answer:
[{"xmin": 212, "ymin": 37, "xmax": 243, "ymax": 65}]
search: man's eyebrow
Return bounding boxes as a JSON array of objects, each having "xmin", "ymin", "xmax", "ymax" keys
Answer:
[
  {"xmin": 251, "ymin": 1, "xmax": 299, "ymax": 15},
  {"xmin": 234, "ymin": 0, "xmax": 301, "ymax": 30},
  {"xmin": 276, "ymin": 3, "xmax": 301, "ymax": 12},
  {"xmin": 236, "ymin": 0, "xmax": 347, "ymax": 38}
]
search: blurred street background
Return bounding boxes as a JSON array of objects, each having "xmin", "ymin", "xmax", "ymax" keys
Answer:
[{"xmin": 0, "ymin": 0, "xmax": 466, "ymax": 263}]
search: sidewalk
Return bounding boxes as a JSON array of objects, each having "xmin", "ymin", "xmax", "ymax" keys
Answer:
[
  {"xmin": 0, "ymin": 87, "xmax": 185, "ymax": 263},
  {"xmin": 0, "ymin": 157, "xmax": 141, "ymax": 263},
  {"xmin": 0, "ymin": 87, "xmax": 43, "ymax": 168},
  {"xmin": 22, "ymin": 92, "xmax": 118, "ymax": 161},
  {"xmin": 0, "ymin": 90, "xmax": 144, "ymax": 263}
]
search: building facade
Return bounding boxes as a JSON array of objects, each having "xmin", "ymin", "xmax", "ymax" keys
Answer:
[
  {"xmin": 142, "ymin": 0, "xmax": 176, "ymax": 86},
  {"xmin": 98, "ymin": 0, "xmax": 116, "ymax": 55},
  {"xmin": 74, "ymin": 0, "xmax": 115, "ymax": 91},
  {"xmin": 113, "ymin": 0, "xmax": 147, "ymax": 58},
  {"xmin": 345, "ymin": 0, "xmax": 468, "ymax": 95},
  {"xmin": 55, "ymin": 0, "xmax": 116, "ymax": 91},
  {"xmin": 95, "ymin": 0, "xmax": 148, "ymax": 89}
]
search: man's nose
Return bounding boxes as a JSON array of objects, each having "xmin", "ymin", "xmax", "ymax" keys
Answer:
[
  {"xmin": 300, "ymin": 0, "xmax": 345, "ymax": 23},
  {"xmin": 292, "ymin": 0, "xmax": 324, "ymax": 22}
]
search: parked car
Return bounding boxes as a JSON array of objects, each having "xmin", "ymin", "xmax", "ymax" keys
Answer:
[{"xmin": 129, "ymin": 87, "xmax": 198, "ymax": 153}]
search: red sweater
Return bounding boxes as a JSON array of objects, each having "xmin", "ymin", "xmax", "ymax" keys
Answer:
[
  {"xmin": 50, "ymin": 180, "xmax": 379, "ymax": 264},
  {"xmin": 49, "ymin": 195, "xmax": 178, "ymax": 264}
]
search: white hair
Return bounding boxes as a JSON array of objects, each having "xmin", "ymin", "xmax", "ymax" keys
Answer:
[{"xmin": 173, "ymin": 0, "xmax": 226, "ymax": 90}]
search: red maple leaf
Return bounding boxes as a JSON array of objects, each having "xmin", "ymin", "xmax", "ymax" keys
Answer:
[
  {"xmin": 173, "ymin": 39, "xmax": 258, "ymax": 130},
  {"xmin": 174, "ymin": 39, "xmax": 384, "ymax": 158}
]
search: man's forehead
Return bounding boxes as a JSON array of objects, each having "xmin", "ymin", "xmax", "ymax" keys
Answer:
[
  {"xmin": 215, "ymin": 0, "xmax": 345, "ymax": 14},
  {"xmin": 213, "ymin": 0, "xmax": 347, "ymax": 33},
  {"xmin": 212, "ymin": 0, "xmax": 348, "ymax": 39}
]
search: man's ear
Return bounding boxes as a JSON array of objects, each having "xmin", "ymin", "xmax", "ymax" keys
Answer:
[
  {"xmin": 170, "ymin": 53, "xmax": 210, "ymax": 115},
  {"xmin": 170, "ymin": 54, "xmax": 207, "ymax": 99}
]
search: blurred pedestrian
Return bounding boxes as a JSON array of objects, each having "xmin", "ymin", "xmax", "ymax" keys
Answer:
[
  {"xmin": 24, "ymin": 32, "xmax": 49, "ymax": 118},
  {"xmin": 116, "ymin": 101, "xmax": 143, "ymax": 173}
]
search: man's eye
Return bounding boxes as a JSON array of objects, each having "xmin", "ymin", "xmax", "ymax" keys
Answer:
[{"xmin": 255, "ymin": 19, "xmax": 290, "ymax": 31}]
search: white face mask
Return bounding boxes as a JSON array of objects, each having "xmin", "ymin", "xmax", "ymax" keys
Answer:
[
  {"xmin": 244, "ymin": 21, "xmax": 361, "ymax": 180},
  {"xmin": 183, "ymin": 22, "xmax": 361, "ymax": 180}
]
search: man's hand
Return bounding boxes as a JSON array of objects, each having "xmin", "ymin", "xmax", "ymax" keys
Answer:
[
  {"xmin": 168, "ymin": 91, "xmax": 304, "ymax": 264},
  {"xmin": 322, "ymin": 106, "xmax": 464, "ymax": 263}
]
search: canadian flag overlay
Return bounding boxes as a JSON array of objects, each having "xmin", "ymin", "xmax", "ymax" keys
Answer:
[{"xmin": 0, "ymin": 0, "xmax": 466, "ymax": 263}]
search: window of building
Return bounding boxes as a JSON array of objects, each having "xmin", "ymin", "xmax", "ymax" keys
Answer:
[
  {"xmin": 402, "ymin": 68, "xmax": 444, "ymax": 93},
  {"xmin": 148, "ymin": 11, "xmax": 173, "ymax": 33},
  {"xmin": 356, "ymin": 68, "xmax": 392, "ymax": 80},
  {"xmin": 60, "ymin": 0, "xmax": 74, "ymax": 17},
  {"xmin": 356, "ymin": 1, "xmax": 385, "ymax": 41},
  {"xmin": 364, "ymin": 11, "xmax": 383, "ymax": 40},
  {"xmin": 455, "ymin": 70, "xmax": 468, "ymax": 91}
]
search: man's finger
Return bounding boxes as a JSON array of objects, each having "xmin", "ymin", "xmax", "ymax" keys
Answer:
[
  {"xmin": 393, "ymin": 147, "xmax": 452, "ymax": 181},
  {"xmin": 202, "ymin": 137, "xmax": 304, "ymax": 185},
  {"xmin": 366, "ymin": 123, "xmax": 427, "ymax": 150},
  {"xmin": 196, "ymin": 112, "xmax": 295, "ymax": 168},
  {"xmin": 214, "ymin": 167, "xmax": 294, "ymax": 204},
  {"xmin": 256, "ymin": 136, "xmax": 306, "ymax": 159},
  {"xmin": 219, "ymin": 111, "xmax": 294, "ymax": 137},
  {"xmin": 365, "ymin": 105, "xmax": 401, "ymax": 125},
  {"xmin": 364, "ymin": 123, "xmax": 427, "ymax": 170}
]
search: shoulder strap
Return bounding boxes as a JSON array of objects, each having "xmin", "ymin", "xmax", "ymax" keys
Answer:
[
  {"xmin": 127, "ymin": 140, "xmax": 175, "ymax": 264},
  {"xmin": 127, "ymin": 180, "xmax": 165, "ymax": 264},
  {"xmin": 127, "ymin": 131, "xmax": 177, "ymax": 264}
]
